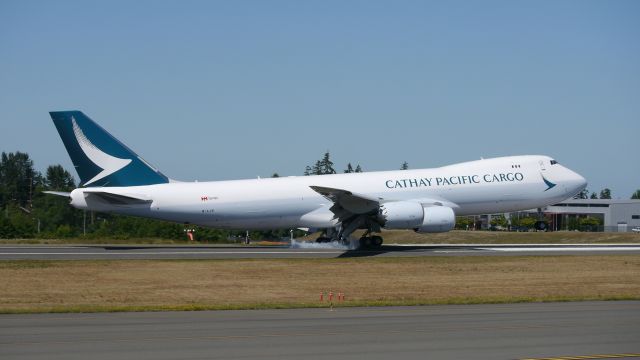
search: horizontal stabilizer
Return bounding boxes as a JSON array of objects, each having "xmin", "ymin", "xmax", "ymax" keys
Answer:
[
  {"xmin": 84, "ymin": 191, "xmax": 152, "ymax": 205},
  {"xmin": 43, "ymin": 191, "xmax": 71, "ymax": 197}
]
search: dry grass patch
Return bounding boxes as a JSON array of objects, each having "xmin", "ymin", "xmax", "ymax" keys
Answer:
[{"xmin": 1, "ymin": 256, "xmax": 639, "ymax": 313}]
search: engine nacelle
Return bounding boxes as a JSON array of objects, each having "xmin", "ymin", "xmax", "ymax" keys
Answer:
[
  {"xmin": 378, "ymin": 201, "xmax": 424, "ymax": 229},
  {"xmin": 378, "ymin": 201, "xmax": 456, "ymax": 233},
  {"xmin": 415, "ymin": 206, "xmax": 455, "ymax": 233}
]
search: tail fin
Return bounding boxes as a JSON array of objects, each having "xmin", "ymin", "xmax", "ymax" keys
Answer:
[{"xmin": 50, "ymin": 111, "xmax": 169, "ymax": 187}]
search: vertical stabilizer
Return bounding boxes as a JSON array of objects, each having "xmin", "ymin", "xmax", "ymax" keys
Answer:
[{"xmin": 50, "ymin": 111, "xmax": 169, "ymax": 187}]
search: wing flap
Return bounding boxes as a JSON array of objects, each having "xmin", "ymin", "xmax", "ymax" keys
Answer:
[{"xmin": 309, "ymin": 186, "xmax": 380, "ymax": 219}]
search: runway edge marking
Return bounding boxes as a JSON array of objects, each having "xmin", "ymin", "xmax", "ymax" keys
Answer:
[{"xmin": 520, "ymin": 353, "xmax": 640, "ymax": 360}]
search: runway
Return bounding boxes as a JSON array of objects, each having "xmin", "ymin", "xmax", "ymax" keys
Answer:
[
  {"xmin": 1, "ymin": 243, "xmax": 640, "ymax": 260},
  {"xmin": 1, "ymin": 301, "xmax": 638, "ymax": 360}
]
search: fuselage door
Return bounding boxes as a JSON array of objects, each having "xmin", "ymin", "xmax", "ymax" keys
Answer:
[{"xmin": 539, "ymin": 160, "xmax": 546, "ymax": 171}]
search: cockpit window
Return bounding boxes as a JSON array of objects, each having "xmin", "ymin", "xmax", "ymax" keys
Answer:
[{"xmin": 550, "ymin": 160, "xmax": 558, "ymax": 165}]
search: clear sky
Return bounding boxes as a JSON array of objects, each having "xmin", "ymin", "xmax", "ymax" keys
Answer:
[{"xmin": 1, "ymin": 0, "xmax": 638, "ymax": 198}]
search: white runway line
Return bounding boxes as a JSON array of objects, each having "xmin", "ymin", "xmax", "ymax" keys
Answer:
[
  {"xmin": 388, "ymin": 243, "xmax": 640, "ymax": 247},
  {"xmin": 479, "ymin": 246, "xmax": 640, "ymax": 252}
]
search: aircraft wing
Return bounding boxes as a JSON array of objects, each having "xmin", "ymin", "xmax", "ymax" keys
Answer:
[
  {"xmin": 309, "ymin": 186, "xmax": 460, "ymax": 225},
  {"xmin": 309, "ymin": 186, "xmax": 380, "ymax": 222}
]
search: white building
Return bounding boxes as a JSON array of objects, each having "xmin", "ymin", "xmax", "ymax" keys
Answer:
[{"xmin": 543, "ymin": 199, "xmax": 640, "ymax": 232}]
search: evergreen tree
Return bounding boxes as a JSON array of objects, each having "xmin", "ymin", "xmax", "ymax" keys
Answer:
[
  {"xmin": 45, "ymin": 165, "xmax": 76, "ymax": 191},
  {"xmin": 32, "ymin": 164, "xmax": 81, "ymax": 236},
  {"xmin": 355, "ymin": 164, "xmax": 362, "ymax": 173},
  {"xmin": 304, "ymin": 152, "xmax": 335, "ymax": 175},
  {"xmin": 344, "ymin": 163, "xmax": 354, "ymax": 173},
  {"xmin": 632, "ymin": 190, "xmax": 640, "ymax": 199},
  {"xmin": 400, "ymin": 161, "xmax": 409, "ymax": 170},
  {"xmin": 320, "ymin": 152, "xmax": 336, "ymax": 174},
  {"xmin": 574, "ymin": 189, "xmax": 589, "ymax": 199},
  {"xmin": 0, "ymin": 216, "xmax": 16, "ymax": 239},
  {"xmin": 599, "ymin": 188, "xmax": 612, "ymax": 199},
  {"xmin": 271, "ymin": 173, "xmax": 280, "ymax": 178},
  {"xmin": 0, "ymin": 151, "xmax": 42, "ymax": 208},
  {"xmin": 590, "ymin": 192, "xmax": 598, "ymax": 199}
]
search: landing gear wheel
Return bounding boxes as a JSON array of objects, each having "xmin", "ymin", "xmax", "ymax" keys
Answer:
[
  {"xmin": 371, "ymin": 235, "xmax": 383, "ymax": 247},
  {"xmin": 358, "ymin": 236, "xmax": 383, "ymax": 249},
  {"xmin": 359, "ymin": 237, "xmax": 372, "ymax": 248}
]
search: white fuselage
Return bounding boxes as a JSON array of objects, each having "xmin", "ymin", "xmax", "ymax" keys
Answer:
[{"xmin": 69, "ymin": 155, "xmax": 586, "ymax": 230}]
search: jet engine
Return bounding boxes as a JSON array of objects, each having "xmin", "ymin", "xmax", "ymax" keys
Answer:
[
  {"xmin": 415, "ymin": 206, "xmax": 455, "ymax": 233},
  {"xmin": 378, "ymin": 201, "xmax": 455, "ymax": 233},
  {"xmin": 378, "ymin": 201, "xmax": 424, "ymax": 229}
]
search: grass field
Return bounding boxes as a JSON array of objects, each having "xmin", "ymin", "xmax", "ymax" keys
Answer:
[
  {"xmin": 1, "ymin": 255, "xmax": 638, "ymax": 313},
  {"xmin": 2, "ymin": 230, "xmax": 639, "ymax": 245},
  {"xmin": 372, "ymin": 230, "xmax": 640, "ymax": 244}
]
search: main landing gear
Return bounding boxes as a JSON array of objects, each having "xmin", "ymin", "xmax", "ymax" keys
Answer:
[
  {"xmin": 314, "ymin": 219, "xmax": 385, "ymax": 249},
  {"xmin": 358, "ymin": 235, "xmax": 383, "ymax": 249},
  {"xmin": 315, "ymin": 234, "xmax": 384, "ymax": 248}
]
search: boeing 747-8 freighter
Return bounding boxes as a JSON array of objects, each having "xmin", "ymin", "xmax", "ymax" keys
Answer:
[{"xmin": 47, "ymin": 111, "xmax": 587, "ymax": 247}]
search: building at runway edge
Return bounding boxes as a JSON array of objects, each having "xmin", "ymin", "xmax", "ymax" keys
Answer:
[{"xmin": 481, "ymin": 199, "xmax": 640, "ymax": 232}]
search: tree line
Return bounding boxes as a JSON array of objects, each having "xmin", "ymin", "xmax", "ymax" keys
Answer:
[{"xmin": 573, "ymin": 187, "xmax": 627, "ymax": 200}]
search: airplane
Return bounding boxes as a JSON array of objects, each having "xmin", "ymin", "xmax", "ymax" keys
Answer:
[{"xmin": 46, "ymin": 111, "xmax": 587, "ymax": 248}]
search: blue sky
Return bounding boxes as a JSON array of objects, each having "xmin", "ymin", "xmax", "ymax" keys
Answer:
[{"xmin": 1, "ymin": 0, "xmax": 638, "ymax": 198}]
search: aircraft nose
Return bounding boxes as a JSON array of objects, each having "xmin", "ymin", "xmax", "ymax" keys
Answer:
[
  {"xmin": 577, "ymin": 174, "xmax": 587, "ymax": 190},
  {"xmin": 565, "ymin": 170, "xmax": 587, "ymax": 196}
]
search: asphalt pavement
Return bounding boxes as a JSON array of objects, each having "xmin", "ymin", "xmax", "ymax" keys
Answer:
[
  {"xmin": 1, "ymin": 301, "xmax": 639, "ymax": 360},
  {"xmin": 1, "ymin": 243, "xmax": 640, "ymax": 260}
]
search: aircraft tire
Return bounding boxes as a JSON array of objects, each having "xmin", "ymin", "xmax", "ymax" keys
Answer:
[
  {"xmin": 371, "ymin": 236, "xmax": 383, "ymax": 247},
  {"xmin": 359, "ymin": 237, "xmax": 371, "ymax": 248}
]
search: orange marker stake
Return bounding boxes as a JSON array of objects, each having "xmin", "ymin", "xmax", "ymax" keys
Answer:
[{"xmin": 319, "ymin": 293, "xmax": 324, "ymax": 302}]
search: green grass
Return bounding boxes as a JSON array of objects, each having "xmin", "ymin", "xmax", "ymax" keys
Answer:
[
  {"xmin": 3, "ymin": 230, "xmax": 639, "ymax": 245},
  {"xmin": 2, "ymin": 295, "xmax": 638, "ymax": 314},
  {"xmin": 339, "ymin": 230, "xmax": 640, "ymax": 244},
  {"xmin": 0, "ymin": 237, "xmax": 214, "ymax": 245}
]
